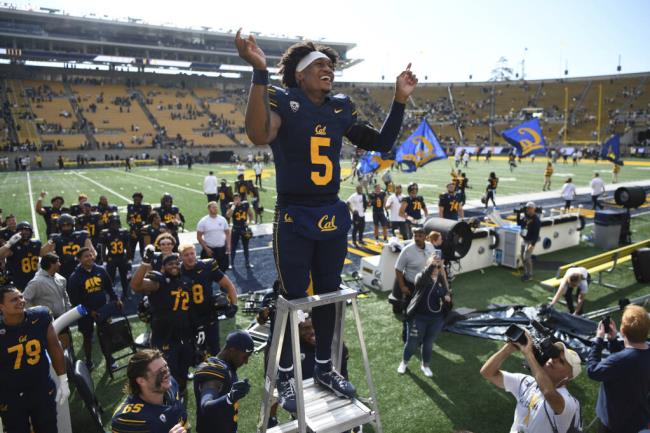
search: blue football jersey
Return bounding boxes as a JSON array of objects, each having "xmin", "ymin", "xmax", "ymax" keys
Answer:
[
  {"xmin": 51, "ymin": 230, "xmax": 88, "ymax": 278},
  {"xmin": 111, "ymin": 377, "xmax": 187, "ymax": 433},
  {"xmin": 6, "ymin": 239, "xmax": 42, "ymax": 290},
  {"xmin": 268, "ymin": 85, "xmax": 357, "ymax": 198},
  {"xmin": 100, "ymin": 228, "xmax": 130, "ymax": 260},
  {"xmin": 0, "ymin": 307, "xmax": 54, "ymax": 392},
  {"xmin": 181, "ymin": 259, "xmax": 225, "ymax": 321}
]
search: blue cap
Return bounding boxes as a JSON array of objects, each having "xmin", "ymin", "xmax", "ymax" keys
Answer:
[{"xmin": 225, "ymin": 330, "xmax": 254, "ymax": 353}]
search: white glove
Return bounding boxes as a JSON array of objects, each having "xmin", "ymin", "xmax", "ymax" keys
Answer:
[
  {"xmin": 55, "ymin": 374, "xmax": 70, "ymax": 405},
  {"xmin": 8, "ymin": 232, "xmax": 22, "ymax": 246}
]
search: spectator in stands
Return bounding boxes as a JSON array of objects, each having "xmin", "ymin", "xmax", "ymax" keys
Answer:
[
  {"xmin": 590, "ymin": 172, "xmax": 606, "ymax": 210},
  {"xmin": 398, "ymin": 255, "xmax": 450, "ymax": 377},
  {"xmin": 197, "ymin": 201, "xmax": 231, "ymax": 272},
  {"xmin": 560, "ymin": 177, "xmax": 577, "ymax": 211},
  {"xmin": 548, "ymin": 267, "xmax": 589, "ymax": 315},
  {"xmin": 481, "ymin": 331, "xmax": 583, "ymax": 433},
  {"xmin": 386, "ymin": 184, "xmax": 407, "ymax": 239},
  {"xmin": 587, "ymin": 305, "xmax": 650, "ymax": 433},
  {"xmin": 203, "ymin": 171, "xmax": 218, "ymax": 203},
  {"xmin": 518, "ymin": 201, "xmax": 541, "ymax": 282}
]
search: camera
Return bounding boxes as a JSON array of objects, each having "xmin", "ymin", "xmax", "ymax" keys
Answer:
[
  {"xmin": 213, "ymin": 292, "xmax": 238, "ymax": 318},
  {"xmin": 505, "ymin": 320, "xmax": 560, "ymax": 366},
  {"xmin": 602, "ymin": 315, "xmax": 611, "ymax": 333}
]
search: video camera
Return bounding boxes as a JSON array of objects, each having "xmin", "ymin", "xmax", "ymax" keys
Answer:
[
  {"xmin": 505, "ymin": 320, "xmax": 560, "ymax": 366},
  {"xmin": 513, "ymin": 204, "xmax": 542, "ymax": 226},
  {"xmin": 213, "ymin": 292, "xmax": 238, "ymax": 318}
]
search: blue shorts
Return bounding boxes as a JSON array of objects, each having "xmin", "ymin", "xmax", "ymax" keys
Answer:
[
  {"xmin": 273, "ymin": 205, "xmax": 348, "ymax": 299},
  {"xmin": 0, "ymin": 381, "xmax": 57, "ymax": 433}
]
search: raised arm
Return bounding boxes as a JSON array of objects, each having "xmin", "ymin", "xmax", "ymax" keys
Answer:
[
  {"xmin": 235, "ymin": 29, "xmax": 281, "ymax": 145},
  {"xmin": 35, "ymin": 191, "xmax": 46, "ymax": 215}
]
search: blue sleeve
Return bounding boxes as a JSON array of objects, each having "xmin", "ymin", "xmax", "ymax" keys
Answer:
[
  {"xmin": 587, "ymin": 339, "xmax": 626, "ymax": 382},
  {"xmin": 607, "ymin": 338, "xmax": 625, "ymax": 353},
  {"xmin": 345, "ymin": 100, "xmax": 405, "ymax": 153},
  {"xmin": 268, "ymin": 86, "xmax": 287, "ymax": 117},
  {"xmin": 199, "ymin": 387, "xmax": 233, "ymax": 424}
]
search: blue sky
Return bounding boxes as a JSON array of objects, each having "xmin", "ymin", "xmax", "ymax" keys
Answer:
[{"xmin": 12, "ymin": 0, "xmax": 650, "ymax": 82}]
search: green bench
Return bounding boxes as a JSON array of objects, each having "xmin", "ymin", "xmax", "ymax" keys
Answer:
[{"xmin": 541, "ymin": 238, "xmax": 650, "ymax": 289}]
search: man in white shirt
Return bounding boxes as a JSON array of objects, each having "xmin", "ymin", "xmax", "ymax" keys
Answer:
[
  {"xmin": 560, "ymin": 178, "xmax": 577, "ymax": 211},
  {"xmin": 196, "ymin": 201, "xmax": 231, "ymax": 272},
  {"xmin": 481, "ymin": 331, "xmax": 583, "ymax": 433},
  {"xmin": 590, "ymin": 172, "xmax": 605, "ymax": 210},
  {"xmin": 346, "ymin": 185, "xmax": 366, "ymax": 247},
  {"xmin": 253, "ymin": 161, "xmax": 263, "ymax": 189},
  {"xmin": 386, "ymin": 184, "xmax": 407, "ymax": 239},
  {"xmin": 549, "ymin": 267, "xmax": 589, "ymax": 315},
  {"xmin": 203, "ymin": 171, "xmax": 218, "ymax": 203},
  {"xmin": 236, "ymin": 162, "xmax": 245, "ymax": 177}
]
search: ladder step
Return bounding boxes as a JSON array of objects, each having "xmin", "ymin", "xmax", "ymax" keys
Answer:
[
  {"xmin": 278, "ymin": 287, "xmax": 358, "ymax": 311},
  {"xmin": 268, "ymin": 379, "xmax": 375, "ymax": 433}
]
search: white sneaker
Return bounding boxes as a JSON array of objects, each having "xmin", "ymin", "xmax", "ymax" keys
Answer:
[
  {"xmin": 421, "ymin": 364, "xmax": 433, "ymax": 377},
  {"xmin": 397, "ymin": 361, "xmax": 407, "ymax": 374}
]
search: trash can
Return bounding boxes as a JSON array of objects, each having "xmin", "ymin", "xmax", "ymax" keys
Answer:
[{"xmin": 593, "ymin": 209, "xmax": 627, "ymax": 249}]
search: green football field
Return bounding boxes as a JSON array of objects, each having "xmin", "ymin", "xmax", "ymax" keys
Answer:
[{"xmin": 0, "ymin": 157, "xmax": 649, "ymax": 433}]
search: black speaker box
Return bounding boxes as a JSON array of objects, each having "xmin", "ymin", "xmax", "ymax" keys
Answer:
[{"xmin": 631, "ymin": 247, "xmax": 650, "ymax": 283}]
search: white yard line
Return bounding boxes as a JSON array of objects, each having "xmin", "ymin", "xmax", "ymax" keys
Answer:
[
  {"xmin": 26, "ymin": 172, "xmax": 40, "ymax": 240},
  {"xmin": 74, "ymin": 172, "xmax": 131, "ymax": 203},
  {"xmin": 117, "ymin": 170, "xmax": 204, "ymax": 195}
]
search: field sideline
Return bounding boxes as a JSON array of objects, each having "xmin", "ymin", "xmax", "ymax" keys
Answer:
[{"xmin": 0, "ymin": 158, "xmax": 649, "ymax": 433}]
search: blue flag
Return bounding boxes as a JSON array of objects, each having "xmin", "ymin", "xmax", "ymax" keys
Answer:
[
  {"xmin": 600, "ymin": 134, "xmax": 621, "ymax": 163},
  {"xmin": 501, "ymin": 119, "xmax": 547, "ymax": 157},
  {"xmin": 357, "ymin": 151, "xmax": 394, "ymax": 175},
  {"xmin": 396, "ymin": 119, "xmax": 446, "ymax": 172}
]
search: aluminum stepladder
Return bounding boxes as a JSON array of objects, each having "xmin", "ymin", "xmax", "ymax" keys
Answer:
[{"xmin": 259, "ymin": 286, "xmax": 383, "ymax": 433}]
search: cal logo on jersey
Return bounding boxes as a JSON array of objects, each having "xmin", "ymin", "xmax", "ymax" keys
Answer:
[
  {"xmin": 318, "ymin": 215, "xmax": 337, "ymax": 232},
  {"xmin": 314, "ymin": 125, "xmax": 327, "ymax": 136}
]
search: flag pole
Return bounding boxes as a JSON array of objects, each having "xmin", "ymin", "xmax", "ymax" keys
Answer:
[
  {"xmin": 563, "ymin": 86, "xmax": 568, "ymax": 145},
  {"xmin": 597, "ymin": 83, "xmax": 602, "ymax": 144}
]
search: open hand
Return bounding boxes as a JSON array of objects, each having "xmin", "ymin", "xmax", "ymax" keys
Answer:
[
  {"xmin": 395, "ymin": 63, "xmax": 418, "ymax": 103},
  {"xmin": 235, "ymin": 28, "xmax": 267, "ymax": 70}
]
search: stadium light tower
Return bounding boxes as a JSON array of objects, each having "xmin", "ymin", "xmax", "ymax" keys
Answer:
[{"xmin": 617, "ymin": 54, "xmax": 622, "ymax": 72}]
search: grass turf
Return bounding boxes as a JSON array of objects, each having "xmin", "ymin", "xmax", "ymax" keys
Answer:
[{"xmin": 0, "ymin": 159, "xmax": 649, "ymax": 433}]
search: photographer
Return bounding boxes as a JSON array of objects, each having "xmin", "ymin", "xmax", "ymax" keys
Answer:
[
  {"xmin": 587, "ymin": 305, "xmax": 650, "ymax": 433},
  {"xmin": 398, "ymin": 255, "xmax": 450, "ymax": 377},
  {"xmin": 193, "ymin": 331, "xmax": 253, "ymax": 433},
  {"xmin": 548, "ymin": 267, "xmax": 589, "ymax": 315},
  {"xmin": 480, "ymin": 330, "xmax": 582, "ymax": 433}
]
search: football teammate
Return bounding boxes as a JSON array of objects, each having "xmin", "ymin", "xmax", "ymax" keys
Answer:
[
  {"xmin": 96, "ymin": 195, "xmax": 118, "ymax": 231},
  {"xmin": 0, "ymin": 222, "xmax": 43, "ymax": 290},
  {"xmin": 67, "ymin": 247, "xmax": 121, "ymax": 369},
  {"xmin": 41, "ymin": 214, "xmax": 96, "ymax": 280},
  {"xmin": 179, "ymin": 243, "xmax": 238, "ymax": 358},
  {"xmin": 131, "ymin": 253, "xmax": 193, "ymax": 396},
  {"xmin": 76, "ymin": 202, "xmax": 101, "ymax": 252},
  {"xmin": 69, "ymin": 193, "xmax": 89, "ymax": 217},
  {"xmin": 151, "ymin": 233, "xmax": 177, "ymax": 272},
  {"xmin": 438, "ymin": 182, "xmax": 464, "ymax": 221},
  {"xmin": 543, "ymin": 161, "xmax": 554, "ymax": 191},
  {"xmin": 142, "ymin": 211, "xmax": 168, "ymax": 249},
  {"xmin": 127, "ymin": 192, "xmax": 152, "ymax": 261},
  {"xmin": 485, "ymin": 172, "xmax": 499, "ymax": 209},
  {"xmin": 236, "ymin": 30, "xmax": 416, "ymax": 411},
  {"xmin": 234, "ymin": 173, "xmax": 251, "ymax": 201},
  {"xmin": 100, "ymin": 214, "xmax": 132, "ymax": 300},
  {"xmin": 226, "ymin": 193, "xmax": 254, "ymax": 269},
  {"xmin": 0, "ymin": 286, "xmax": 70, "ymax": 433},
  {"xmin": 193, "ymin": 331, "xmax": 253, "ymax": 433},
  {"xmin": 458, "ymin": 172, "xmax": 469, "ymax": 206},
  {"xmin": 400, "ymin": 183, "xmax": 428, "ymax": 239},
  {"xmin": 217, "ymin": 179, "xmax": 233, "ymax": 222},
  {"xmin": 155, "ymin": 193, "xmax": 182, "ymax": 248},
  {"xmin": 111, "ymin": 349, "xmax": 188, "ymax": 433},
  {"xmin": 368, "ymin": 183, "xmax": 389, "ymax": 242},
  {"xmin": 35, "ymin": 192, "xmax": 65, "ymax": 237},
  {"xmin": 0, "ymin": 214, "xmax": 17, "ymax": 243}
]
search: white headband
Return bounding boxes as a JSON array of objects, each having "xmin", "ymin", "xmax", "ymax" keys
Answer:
[{"xmin": 296, "ymin": 51, "xmax": 330, "ymax": 72}]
